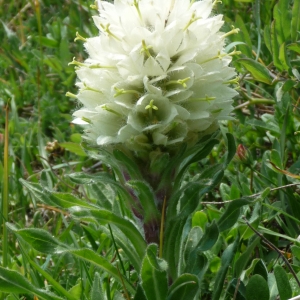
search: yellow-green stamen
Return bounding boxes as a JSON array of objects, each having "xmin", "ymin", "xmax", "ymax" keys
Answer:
[
  {"xmin": 101, "ymin": 104, "xmax": 122, "ymax": 116},
  {"xmin": 140, "ymin": 40, "xmax": 153, "ymax": 58},
  {"xmin": 223, "ymin": 77, "xmax": 240, "ymax": 85},
  {"xmin": 81, "ymin": 117, "xmax": 91, "ymax": 123},
  {"xmin": 145, "ymin": 99, "xmax": 158, "ymax": 118},
  {"xmin": 183, "ymin": 12, "xmax": 201, "ymax": 31},
  {"xmin": 65, "ymin": 92, "xmax": 77, "ymax": 99},
  {"xmin": 82, "ymin": 82, "xmax": 103, "ymax": 93},
  {"xmin": 90, "ymin": 1, "xmax": 98, "ymax": 10},
  {"xmin": 100, "ymin": 23, "xmax": 121, "ymax": 41},
  {"xmin": 201, "ymin": 48, "xmax": 241, "ymax": 64},
  {"xmin": 114, "ymin": 87, "xmax": 140, "ymax": 98},
  {"xmin": 213, "ymin": 0, "xmax": 222, "ymax": 7},
  {"xmin": 166, "ymin": 77, "xmax": 190, "ymax": 88},
  {"xmin": 189, "ymin": 95, "xmax": 216, "ymax": 102},
  {"xmin": 68, "ymin": 57, "xmax": 86, "ymax": 67},
  {"xmin": 74, "ymin": 32, "xmax": 87, "ymax": 42},
  {"xmin": 132, "ymin": 0, "xmax": 142, "ymax": 20},
  {"xmin": 221, "ymin": 26, "xmax": 240, "ymax": 39}
]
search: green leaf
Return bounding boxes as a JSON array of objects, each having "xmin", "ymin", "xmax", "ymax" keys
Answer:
[
  {"xmin": 37, "ymin": 36, "xmax": 59, "ymax": 48},
  {"xmin": 164, "ymin": 218, "xmax": 186, "ymax": 279},
  {"xmin": 126, "ymin": 180, "xmax": 160, "ymax": 224},
  {"xmin": 68, "ymin": 172, "xmax": 133, "ymax": 206},
  {"xmin": 69, "ymin": 248, "xmax": 135, "ymax": 295},
  {"xmin": 59, "ymin": 142, "xmax": 87, "ymax": 156},
  {"xmin": 19, "ymin": 179, "xmax": 56, "ymax": 206},
  {"xmin": 274, "ymin": 1, "xmax": 290, "ymax": 45},
  {"xmin": 185, "ymin": 252, "xmax": 208, "ymax": 282},
  {"xmin": 270, "ymin": 149, "xmax": 283, "ymax": 169},
  {"xmin": 68, "ymin": 282, "xmax": 82, "ymax": 299},
  {"xmin": 192, "ymin": 211, "xmax": 208, "ymax": 230},
  {"xmin": 246, "ymin": 118, "xmax": 280, "ymax": 134},
  {"xmin": 287, "ymin": 42, "xmax": 300, "ymax": 54},
  {"xmin": 52, "ymin": 192, "xmax": 97, "ymax": 209},
  {"xmin": 167, "ymin": 183, "xmax": 201, "ymax": 221},
  {"xmin": 274, "ymin": 265, "xmax": 292, "ymax": 300},
  {"xmin": 70, "ymin": 208, "xmax": 147, "ymax": 260},
  {"xmin": 279, "ymin": 43, "xmax": 291, "ymax": 71},
  {"xmin": 167, "ymin": 274, "xmax": 199, "ymax": 300},
  {"xmin": 212, "ymin": 236, "xmax": 239, "ymax": 300},
  {"xmin": 91, "ymin": 273, "xmax": 105, "ymax": 300},
  {"xmin": 253, "ymin": 260, "xmax": 268, "ymax": 281},
  {"xmin": 291, "ymin": 245, "xmax": 300, "ymax": 260},
  {"xmin": 238, "ymin": 58, "xmax": 273, "ymax": 84},
  {"xmin": 268, "ymin": 273, "xmax": 279, "ymax": 300},
  {"xmin": 141, "ymin": 244, "xmax": 168, "ymax": 300},
  {"xmin": 113, "ymin": 149, "xmax": 142, "ymax": 179},
  {"xmin": 133, "ymin": 285, "xmax": 147, "ymax": 300},
  {"xmin": 175, "ymin": 138, "xmax": 219, "ymax": 187},
  {"xmin": 264, "ymin": 25, "xmax": 272, "ymax": 54},
  {"xmin": 184, "ymin": 226, "xmax": 203, "ymax": 263},
  {"xmin": 7, "ymin": 225, "xmax": 68, "ymax": 254},
  {"xmin": 246, "ymin": 274, "xmax": 270, "ymax": 300},
  {"xmin": 0, "ymin": 267, "xmax": 64, "ymax": 300},
  {"xmin": 234, "ymin": 15, "xmax": 252, "ymax": 57},
  {"xmin": 197, "ymin": 220, "xmax": 219, "ymax": 251},
  {"xmin": 224, "ymin": 133, "xmax": 236, "ymax": 167},
  {"xmin": 217, "ymin": 198, "xmax": 251, "ymax": 232},
  {"xmin": 291, "ymin": 0, "xmax": 300, "ymax": 42},
  {"xmin": 271, "ymin": 20, "xmax": 283, "ymax": 71}
]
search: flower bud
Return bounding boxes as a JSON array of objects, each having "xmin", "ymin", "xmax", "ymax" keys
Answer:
[{"xmin": 236, "ymin": 144, "xmax": 253, "ymax": 166}]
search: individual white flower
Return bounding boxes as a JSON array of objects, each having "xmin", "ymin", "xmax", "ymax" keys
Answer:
[{"xmin": 70, "ymin": 0, "xmax": 239, "ymax": 155}]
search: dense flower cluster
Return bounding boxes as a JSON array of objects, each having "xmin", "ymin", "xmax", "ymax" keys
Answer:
[{"xmin": 70, "ymin": 0, "xmax": 238, "ymax": 154}]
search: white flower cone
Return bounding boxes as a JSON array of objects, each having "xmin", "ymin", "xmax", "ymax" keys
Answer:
[{"xmin": 71, "ymin": 0, "xmax": 238, "ymax": 155}]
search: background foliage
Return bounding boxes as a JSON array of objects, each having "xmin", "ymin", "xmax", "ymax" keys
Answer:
[{"xmin": 1, "ymin": 0, "xmax": 300, "ymax": 299}]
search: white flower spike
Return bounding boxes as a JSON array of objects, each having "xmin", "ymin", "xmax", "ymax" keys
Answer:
[{"xmin": 71, "ymin": 0, "xmax": 238, "ymax": 155}]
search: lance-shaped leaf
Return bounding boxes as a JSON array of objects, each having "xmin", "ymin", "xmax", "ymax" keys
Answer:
[
  {"xmin": 0, "ymin": 267, "xmax": 64, "ymax": 300},
  {"xmin": 217, "ymin": 198, "xmax": 251, "ymax": 232},
  {"xmin": 140, "ymin": 244, "xmax": 168, "ymax": 300},
  {"xmin": 167, "ymin": 273, "xmax": 199, "ymax": 300},
  {"xmin": 238, "ymin": 58, "xmax": 273, "ymax": 84},
  {"xmin": 70, "ymin": 207, "xmax": 147, "ymax": 260},
  {"xmin": 7, "ymin": 224, "xmax": 68, "ymax": 254},
  {"xmin": 126, "ymin": 180, "xmax": 160, "ymax": 224},
  {"xmin": 68, "ymin": 248, "xmax": 135, "ymax": 295},
  {"xmin": 212, "ymin": 236, "xmax": 239, "ymax": 300}
]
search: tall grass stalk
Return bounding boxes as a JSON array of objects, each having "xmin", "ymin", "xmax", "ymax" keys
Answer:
[{"xmin": 2, "ymin": 104, "xmax": 9, "ymax": 268}]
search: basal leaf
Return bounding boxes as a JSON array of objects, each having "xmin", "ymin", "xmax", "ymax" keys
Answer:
[
  {"xmin": 69, "ymin": 248, "xmax": 135, "ymax": 295},
  {"xmin": 70, "ymin": 208, "xmax": 147, "ymax": 260},
  {"xmin": 0, "ymin": 267, "xmax": 63, "ymax": 300},
  {"xmin": 90, "ymin": 273, "xmax": 105, "ymax": 300},
  {"xmin": 141, "ymin": 244, "xmax": 168, "ymax": 300},
  {"xmin": 7, "ymin": 224, "xmax": 68, "ymax": 254}
]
